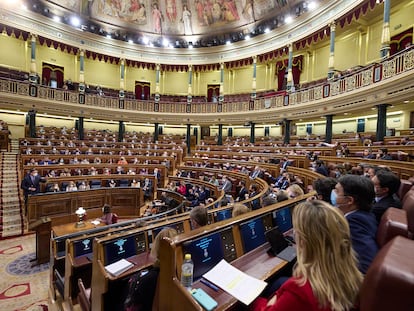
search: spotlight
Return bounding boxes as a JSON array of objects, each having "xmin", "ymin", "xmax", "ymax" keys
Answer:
[{"xmin": 70, "ymin": 16, "xmax": 81, "ymax": 27}]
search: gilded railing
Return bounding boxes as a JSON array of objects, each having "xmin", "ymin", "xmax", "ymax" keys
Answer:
[{"xmin": 0, "ymin": 47, "xmax": 413, "ymax": 115}]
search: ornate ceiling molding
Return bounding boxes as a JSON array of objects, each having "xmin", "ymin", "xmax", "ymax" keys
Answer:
[{"xmin": 0, "ymin": 0, "xmax": 364, "ymax": 65}]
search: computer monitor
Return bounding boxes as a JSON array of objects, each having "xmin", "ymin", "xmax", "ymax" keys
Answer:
[
  {"xmin": 73, "ymin": 237, "xmax": 93, "ymax": 258},
  {"xmin": 215, "ymin": 208, "xmax": 232, "ymax": 221},
  {"xmin": 272, "ymin": 206, "xmax": 293, "ymax": 233},
  {"xmin": 182, "ymin": 231, "xmax": 224, "ymax": 281},
  {"xmin": 239, "ymin": 216, "xmax": 267, "ymax": 253},
  {"xmin": 104, "ymin": 235, "xmax": 137, "ymax": 265}
]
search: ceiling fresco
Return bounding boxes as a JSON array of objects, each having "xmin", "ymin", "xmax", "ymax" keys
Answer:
[{"xmin": 41, "ymin": 0, "xmax": 313, "ymax": 46}]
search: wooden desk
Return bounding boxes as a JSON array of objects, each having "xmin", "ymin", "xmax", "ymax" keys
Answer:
[
  {"xmin": 52, "ymin": 221, "xmax": 106, "ymax": 237},
  {"xmin": 193, "ymin": 243, "xmax": 287, "ymax": 310}
]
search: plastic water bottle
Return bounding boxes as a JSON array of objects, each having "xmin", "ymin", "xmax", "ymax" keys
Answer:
[{"xmin": 181, "ymin": 253, "xmax": 194, "ymax": 289}]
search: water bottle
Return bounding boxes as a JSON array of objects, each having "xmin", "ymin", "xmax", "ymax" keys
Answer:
[{"xmin": 181, "ymin": 253, "xmax": 194, "ymax": 289}]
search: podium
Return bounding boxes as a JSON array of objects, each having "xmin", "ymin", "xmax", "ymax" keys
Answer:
[{"xmin": 29, "ymin": 217, "xmax": 51, "ymax": 265}]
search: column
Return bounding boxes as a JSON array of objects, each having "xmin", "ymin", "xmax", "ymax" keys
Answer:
[
  {"xmin": 283, "ymin": 119, "xmax": 291, "ymax": 145},
  {"xmin": 251, "ymin": 56, "xmax": 257, "ymax": 99},
  {"xmin": 78, "ymin": 117, "xmax": 84, "ymax": 140},
  {"xmin": 376, "ymin": 104, "xmax": 388, "ymax": 142},
  {"xmin": 218, "ymin": 124, "xmax": 223, "ymax": 145},
  {"xmin": 119, "ymin": 58, "xmax": 125, "ymax": 98},
  {"xmin": 186, "ymin": 124, "xmax": 191, "ymax": 155},
  {"xmin": 78, "ymin": 50, "xmax": 85, "ymax": 103},
  {"xmin": 219, "ymin": 63, "xmax": 224, "ymax": 103},
  {"xmin": 118, "ymin": 121, "xmax": 124, "ymax": 142},
  {"xmin": 155, "ymin": 63, "xmax": 160, "ymax": 103},
  {"xmin": 325, "ymin": 115, "xmax": 333, "ymax": 144},
  {"xmin": 380, "ymin": 0, "xmax": 391, "ymax": 58},
  {"xmin": 154, "ymin": 123, "xmax": 159, "ymax": 143},
  {"xmin": 327, "ymin": 22, "xmax": 336, "ymax": 80},
  {"xmin": 286, "ymin": 43, "xmax": 294, "ymax": 91},
  {"xmin": 187, "ymin": 65, "xmax": 193, "ymax": 103},
  {"xmin": 28, "ymin": 110, "xmax": 36, "ymax": 138},
  {"xmin": 250, "ymin": 122, "xmax": 255, "ymax": 144},
  {"xmin": 29, "ymin": 34, "xmax": 37, "ymax": 84}
]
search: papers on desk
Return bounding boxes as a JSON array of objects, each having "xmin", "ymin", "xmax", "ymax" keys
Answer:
[
  {"xmin": 91, "ymin": 220, "xmax": 100, "ymax": 226},
  {"xmin": 104, "ymin": 258, "xmax": 134, "ymax": 276},
  {"xmin": 203, "ymin": 259, "xmax": 267, "ymax": 305}
]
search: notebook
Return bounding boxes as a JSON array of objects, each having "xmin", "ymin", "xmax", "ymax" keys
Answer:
[
  {"xmin": 104, "ymin": 258, "xmax": 134, "ymax": 276},
  {"xmin": 265, "ymin": 227, "xmax": 297, "ymax": 262}
]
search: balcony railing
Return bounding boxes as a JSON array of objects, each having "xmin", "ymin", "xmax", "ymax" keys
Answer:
[{"xmin": 0, "ymin": 47, "xmax": 413, "ymax": 115}]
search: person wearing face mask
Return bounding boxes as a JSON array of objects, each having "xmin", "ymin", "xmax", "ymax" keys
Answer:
[
  {"xmin": 331, "ymin": 175, "xmax": 378, "ymax": 274},
  {"xmin": 21, "ymin": 168, "xmax": 45, "ymax": 212}
]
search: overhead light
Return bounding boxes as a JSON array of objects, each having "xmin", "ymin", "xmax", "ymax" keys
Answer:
[
  {"xmin": 70, "ymin": 16, "xmax": 80, "ymax": 27},
  {"xmin": 285, "ymin": 15, "xmax": 293, "ymax": 24},
  {"xmin": 308, "ymin": 1, "xmax": 318, "ymax": 10}
]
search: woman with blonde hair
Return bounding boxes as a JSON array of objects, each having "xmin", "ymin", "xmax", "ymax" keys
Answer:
[{"xmin": 251, "ymin": 200, "xmax": 362, "ymax": 311}]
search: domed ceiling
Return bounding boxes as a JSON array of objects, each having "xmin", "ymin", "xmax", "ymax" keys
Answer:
[{"xmin": 30, "ymin": 0, "xmax": 325, "ymax": 48}]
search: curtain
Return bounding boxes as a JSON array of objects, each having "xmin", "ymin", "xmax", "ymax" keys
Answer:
[
  {"xmin": 207, "ymin": 85, "xmax": 220, "ymax": 102},
  {"xmin": 135, "ymin": 81, "xmax": 151, "ymax": 100},
  {"xmin": 42, "ymin": 63, "xmax": 64, "ymax": 88},
  {"xmin": 390, "ymin": 28, "xmax": 413, "ymax": 55}
]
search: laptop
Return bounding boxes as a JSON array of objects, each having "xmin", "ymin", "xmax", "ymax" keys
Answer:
[{"xmin": 265, "ymin": 226, "xmax": 297, "ymax": 262}]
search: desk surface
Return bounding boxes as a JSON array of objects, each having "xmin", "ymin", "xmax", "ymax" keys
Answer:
[
  {"xmin": 193, "ymin": 243, "xmax": 288, "ymax": 310},
  {"xmin": 52, "ymin": 221, "xmax": 106, "ymax": 237}
]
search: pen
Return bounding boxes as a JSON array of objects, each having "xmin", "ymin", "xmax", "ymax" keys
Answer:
[{"xmin": 200, "ymin": 278, "xmax": 219, "ymax": 292}]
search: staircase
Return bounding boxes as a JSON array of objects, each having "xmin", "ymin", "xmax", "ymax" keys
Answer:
[{"xmin": 0, "ymin": 146, "xmax": 24, "ymax": 238}]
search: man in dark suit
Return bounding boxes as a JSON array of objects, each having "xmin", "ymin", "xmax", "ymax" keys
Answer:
[
  {"xmin": 332, "ymin": 175, "xmax": 378, "ymax": 274},
  {"xmin": 21, "ymin": 168, "xmax": 45, "ymax": 211},
  {"xmin": 235, "ymin": 180, "xmax": 248, "ymax": 202},
  {"xmin": 371, "ymin": 169, "xmax": 402, "ymax": 223}
]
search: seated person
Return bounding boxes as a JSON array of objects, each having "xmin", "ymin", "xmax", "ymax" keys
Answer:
[
  {"xmin": 100, "ymin": 204, "xmax": 118, "ymax": 225},
  {"xmin": 251, "ymin": 200, "xmax": 362, "ymax": 310},
  {"xmin": 232, "ymin": 203, "xmax": 250, "ymax": 217},
  {"xmin": 66, "ymin": 181, "xmax": 78, "ymax": 192},
  {"xmin": 331, "ymin": 175, "xmax": 378, "ymax": 274},
  {"xmin": 371, "ymin": 168, "xmax": 402, "ymax": 223},
  {"xmin": 189, "ymin": 206, "xmax": 208, "ymax": 229},
  {"xmin": 124, "ymin": 228, "xmax": 178, "ymax": 311}
]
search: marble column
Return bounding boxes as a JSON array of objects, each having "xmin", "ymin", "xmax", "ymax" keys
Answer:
[
  {"xmin": 376, "ymin": 104, "xmax": 389, "ymax": 142},
  {"xmin": 328, "ymin": 22, "xmax": 336, "ymax": 80},
  {"xmin": 380, "ymin": 0, "xmax": 391, "ymax": 58}
]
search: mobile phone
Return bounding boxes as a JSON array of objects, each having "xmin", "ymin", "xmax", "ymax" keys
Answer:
[{"xmin": 191, "ymin": 288, "xmax": 218, "ymax": 311}]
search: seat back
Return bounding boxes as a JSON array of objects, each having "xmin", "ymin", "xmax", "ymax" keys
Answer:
[
  {"xmin": 77, "ymin": 278, "xmax": 91, "ymax": 311},
  {"xmin": 360, "ymin": 236, "xmax": 414, "ymax": 311},
  {"xmin": 376, "ymin": 208, "xmax": 408, "ymax": 247},
  {"xmin": 402, "ymin": 190, "xmax": 414, "ymax": 237}
]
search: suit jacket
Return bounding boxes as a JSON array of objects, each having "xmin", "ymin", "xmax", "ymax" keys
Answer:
[
  {"xmin": 372, "ymin": 194, "xmax": 402, "ymax": 223},
  {"xmin": 21, "ymin": 174, "xmax": 43, "ymax": 196},
  {"xmin": 236, "ymin": 187, "xmax": 248, "ymax": 201},
  {"xmin": 346, "ymin": 210, "xmax": 379, "ymax": 274}
]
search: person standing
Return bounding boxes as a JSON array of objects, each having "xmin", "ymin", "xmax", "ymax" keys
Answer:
[{"xmin": 21, "ymin": 168, "xmax": 45, "ymax": 211}]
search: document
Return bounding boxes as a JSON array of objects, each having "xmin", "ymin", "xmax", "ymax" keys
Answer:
[
  {"xmin": 203, "ymin": 259, "xmax": 267, "ymax": 305},
  {"xmin": 104, "ymin": 258, "xmax": 134, "ymax": 276}
]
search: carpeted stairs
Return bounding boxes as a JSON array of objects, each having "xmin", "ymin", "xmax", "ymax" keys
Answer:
[{"xmin": 0, "ymin": 147, "xmax": 24, "ymax": 238}]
